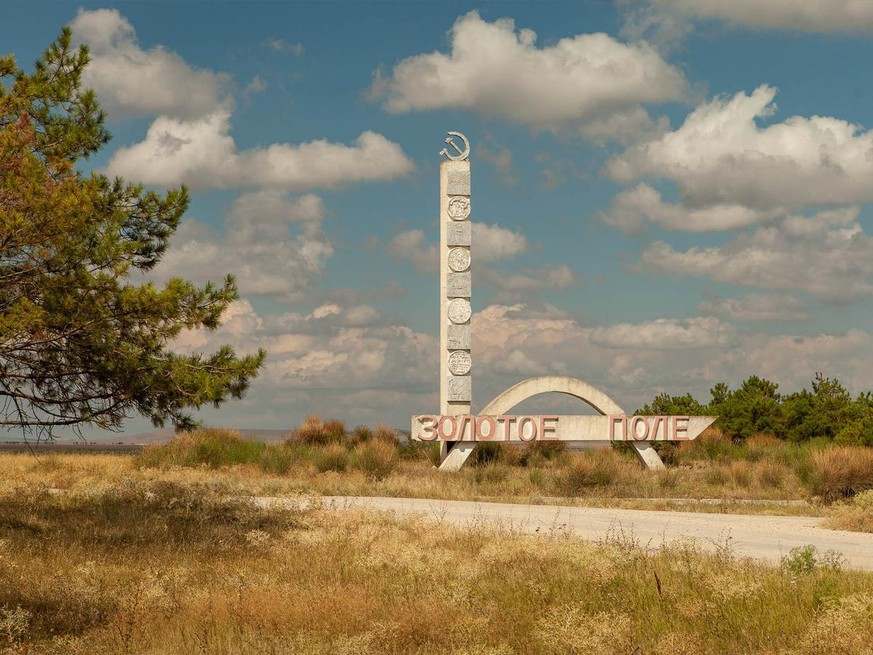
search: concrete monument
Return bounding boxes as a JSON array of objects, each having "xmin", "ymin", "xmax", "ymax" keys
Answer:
[{"xmin": 414, "ymin": 132, "xmax": 716, "ymax": 471}]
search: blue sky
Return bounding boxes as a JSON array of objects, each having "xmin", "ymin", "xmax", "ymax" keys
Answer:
[{"xmin": 7, "ymin": 0, "xmax": 873, "ymax": 435}]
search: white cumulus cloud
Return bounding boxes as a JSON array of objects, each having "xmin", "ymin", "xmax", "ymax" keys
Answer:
[
  {"xmin": 590, "ymin": 317, "xmax": 735, "ymax": 350},
  {"xmin": 107, "ymin": 111, "xmax": 414, "ymax": 190},
  {"xmin": 483, "ymin": 264, "xmax": 576, "ymax": 301},
  {"xmin": 152, "ymin": 191, "xmax": 333, "ymax": 300},
  {"xmin": 647, "ymin": 0, "xmax": 873, "ymax": 34},
  {"xmin": 71, "ymin": 8, "xmax": 229, "ymax": 119},
  {"xmin": 473, "ymin": 304, "xmax": 873, "ymax": 414},
  {"xmin": 697, "ymin": 294, "xmax": 809, "ymax": 322},
  {"xmin": 641, "ymin": 207, "xmax": 873, "ymax": 302},
  {"xmin": 372, "ymin": 11, "xmax": 687, "ymax": 136},
  {"xmin": 387, "ymin": 230, "xmax": 437, "ymax": 273},
  {"xmin": 600, "ymin": 183, "xmax": 782, "ymax": 233},
  {"xmin": 171, "ymin": 299, "xmax": 438, "ymax": 427},
  {"xmin": 716, "ymin": 330, "xmax": 873, "ymax": 394},
  {"xmin": 607, "ymin": 86, "xmax": 873, "ymax": 213},
  {"xmin": 474, "ymin": 223, "xmax": 528, "ymax": 261}
]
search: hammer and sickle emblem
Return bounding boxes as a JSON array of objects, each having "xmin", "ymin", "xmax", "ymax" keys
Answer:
[{"xmin": 440, "ymin": 131, "xmax": 470, "ymax": 161}]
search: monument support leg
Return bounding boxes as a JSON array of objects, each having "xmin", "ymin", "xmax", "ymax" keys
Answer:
[
  {"xmin": 440, "ymin": 442, "xmax": 476, "ymax": 471},
  {"xmin": 629, "ymin": 441, "xmax": 665, "ymax": 470}
]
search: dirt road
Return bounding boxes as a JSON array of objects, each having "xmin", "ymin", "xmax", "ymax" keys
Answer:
[{"xmin": 318, "ymin": 496, "xmax": 873, "ymax": 570}]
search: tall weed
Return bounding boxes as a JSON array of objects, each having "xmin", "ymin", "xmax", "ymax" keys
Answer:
[
  {"xmin": 312, "ymin": 443, "xmax": 349, "ymax": 473},
  {"xmin": 260, "ymin": 443, "xmax": 305, "ymax": 475},
  {"xmin": 352, "ymin": 440, "xmax": 399, "ymax": 480},
  {"xmin": 809, "ymin": 446, "xmax": 873, "ymax": 501},
  {"xmin": 292, "ymin": 415, "xmax": 347, "ymax": 446},
  {"xmin": 561, "ymin": 451, "xmax": 624, "ymax": 495}
]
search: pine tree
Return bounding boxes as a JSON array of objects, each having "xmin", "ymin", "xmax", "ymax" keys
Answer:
[{"xmin": 0, "ymin": 28, "xmax": 265, "ymax": 436}]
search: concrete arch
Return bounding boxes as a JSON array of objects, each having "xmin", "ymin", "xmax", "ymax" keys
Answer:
[
  {"xmin": 481, "ymin": 375, "xmax": 623, "ymax": 417},
  {"xmin": 439, "ymin": 375, "xmax": 664, "ymax": 471}
]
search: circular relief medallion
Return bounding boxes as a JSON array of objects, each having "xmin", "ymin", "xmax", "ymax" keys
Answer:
[
  {"xmin": 447, "ymin": 298, "xmax": 472, "ymax": 324},
  {"xmin": 447, "ymin": 247, "xmax": 471, "ymax": 272},
  {"xmin": 447, "ymin": 350, "xmax": 472, "ymax": 376},
  {"xmin": 447, "ymin": 196, "xmax": 471, "ymax": 221}
]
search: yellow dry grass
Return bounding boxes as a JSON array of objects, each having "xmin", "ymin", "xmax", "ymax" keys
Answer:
[
  {"xmin": 7, "ymin": 426, "xmax": 873, "ymax": 529},
  {"xmin": 823, "ymin": 489, "xmax": 873, "ymax": 533},
  {"xmin": 1, "ymin": 467, "xmax": 872, "ymax": 655},
  {"xmin": 0, "ymin": 448, "xmax": 814, "ymax": 507}
]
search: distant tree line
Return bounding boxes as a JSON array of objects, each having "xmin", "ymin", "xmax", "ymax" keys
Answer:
[{"xmin": 637, "ymin": 374, "xmax": 873, "ymax": 446}]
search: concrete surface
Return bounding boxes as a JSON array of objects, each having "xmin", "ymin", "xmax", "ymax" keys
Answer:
[{"xmin": 316, "ymin": 496, "xmax": 873, "ymax": 571}]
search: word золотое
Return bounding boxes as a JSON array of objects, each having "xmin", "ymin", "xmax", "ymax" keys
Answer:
[{"xmin": 415, "ymin": 414, "xmax": 558, "ymax": 442}]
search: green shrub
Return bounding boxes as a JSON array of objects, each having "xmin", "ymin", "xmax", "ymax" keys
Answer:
[
  {"xmin": 742, "ymin": 434, "xmax": 784, "ymax": 462},
  {"xmin": 561, "ymin": 453, "xmax": 618, "ymax": 495},
  {"xmin": 398, "ymin": 439, "xmax": 439, "ymax": 464},
  {"xmin": 657, "ymin": 468, "xmax": 679, "ymax": 490},
  {"xmin": 260, "ymin": 443, "xmax": 304, "ymax": 475},
  {"xmin": 703, "ymin": 466, "xmax": 729, "ymax": 487},
  {"xmin": 413, "ymin": 441, "xmax": 442, "ymax": 466},
  {"xmin": 352, "ymin": 439, "xmax": 399, "ymax": 480},
  {"xmin": 371, "ymin": 423, "xmax": 400, "ymax": 444},
  {"xmin": 519, "ymin": 440, "xmax": 567, "ymax": 467},
  {"xmin": 676, "ymin": 428, "xmax": 734, "ymax": 463},
  {"xmin": 323, "ymin": 419, "xmax": 347, "ymax": 441},
  {"xmin": 835, "ymin": 418, "xmax": 873, "ymax": 447},
  {"xmin": 312, "ymin": 443, "xmax": 349, "ymax": 473},
  {"xmin": 730, "ymin": 461, "xmax": 752, "ymax": 487},
  {"xmin": 473, "ymin": 462, "xmax": 510, "ymax": 485},
  {"xmin": 712, "ymin": 376, "xmax": 784, "ymax": 441},
  {"xmin": 528, "ymin": 468, "xmax": 545, "ymax": 488},
  {"xmin": 758, "ymin": 461, "xmax": 785, "ymax": 489},
  {"xmin": 854, "ymin": 489, "xmax": 873, "ymax": 510},
  {"xmin": 781, "ymin": 545, "xmax": 844, "ymax": 575},
  {"xmin": 135, "ymin": 429, "xmax": 265, "ymax": 469},
  {"xmin": 469, "ymin": 442, "xmax": 503, "ymax": 466},
  {"xmin": 349, "ymin": 425, "xmax": 373, "ymax": 445}
]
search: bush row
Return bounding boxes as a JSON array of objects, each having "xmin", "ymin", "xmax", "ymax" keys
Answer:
[
  {"xmin": 639, "ymin": 373, "xmax": 873, "ymax": 445},
  {"xmin": 135, "ymin": 419, "xmax": 873, "ymax": 501},
  {"xmin": 136, "ymin": 421, "xmax": 421, "ymax": 481}
]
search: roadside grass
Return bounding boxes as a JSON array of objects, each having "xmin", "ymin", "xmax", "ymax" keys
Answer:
[
  {"xmin": 129, "ymin": 423, "xmax": 873, "ymax": 506},
  {"xmin": 824, "ymin": 489, "xmax": 873, "ymax": 533},
  {"xmin": 1, "ymin": 476, "xmax": 872, "ymax": 654},
  {"xmin": 7, "ymin": 421, "xmax": 873, "ymax": 523}
]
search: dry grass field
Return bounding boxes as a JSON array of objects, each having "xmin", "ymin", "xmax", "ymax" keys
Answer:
[
  {"xmin": 2, "ymin": 420, "xmax": 873, "ymax": 653},
  {"xmin": 9, "ymin": 419, "xmax": 873, "ymax": 524},
  {"xmin": 1, "ymin": 475, "xmax": 872, "ymax": 654}
]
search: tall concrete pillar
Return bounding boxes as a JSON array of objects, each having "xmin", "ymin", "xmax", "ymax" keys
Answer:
[{"xmin": 438, "ymin": 134, "xmax": 473, "ymax": 465}]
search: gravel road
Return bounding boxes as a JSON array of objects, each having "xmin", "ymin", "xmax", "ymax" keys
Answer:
[{"xmin": 313, "ymin": 496, "xmax": 873, "ymax": 571}]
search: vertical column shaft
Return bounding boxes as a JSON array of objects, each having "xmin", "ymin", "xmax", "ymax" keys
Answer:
[{"xmin": 439, "ymin": 159, "xmax": 472, "ymax": 462}]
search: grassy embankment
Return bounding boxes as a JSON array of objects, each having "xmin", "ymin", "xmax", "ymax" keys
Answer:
[{"xmin": 1, "ymin": 475, "xmax": 873, "ymax": 654}]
